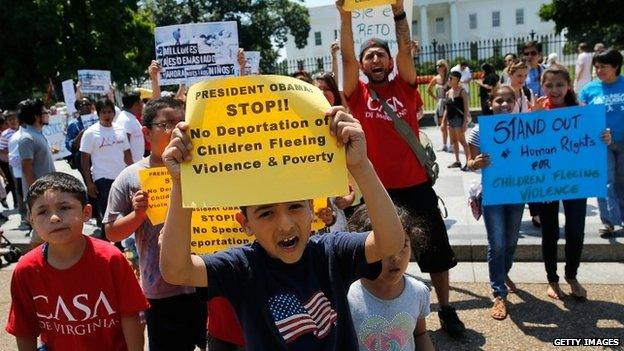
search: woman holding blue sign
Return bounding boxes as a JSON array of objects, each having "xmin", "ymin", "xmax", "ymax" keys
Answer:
[
  {"xmin": 535, "ymin": 66, "xmax": 612, "ymax": 301},
  {"xmin": 467, "ymin": 85, "xmax": 523, "ymax": 320},
  {"xmin": 578, "ymin": 50, "xmax": 624, "ymax": 238}
]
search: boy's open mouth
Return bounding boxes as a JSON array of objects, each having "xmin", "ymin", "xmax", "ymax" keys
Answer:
[
  {"xmin": 278, "ymin": 236, "xmax": 299, "ymax": 250},
  {"xmin": 371, "ymin": 67, "xmax": 384, "ymax": 74}
]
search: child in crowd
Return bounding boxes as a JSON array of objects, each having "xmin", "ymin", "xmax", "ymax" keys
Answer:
[
  {"xmin": 5, "ymin": 172, "xmax": 148, "ymax": 350},
  {"xmin": 466, "ymin": 85, "xmax": 522, "ymax": 320},
  {"xmin": 534, "ymin": 66, "xmax": 611, "ymax": 301},
  {"xmin": 347, "ymin": 204, "xmax": 434, "ymax": 351},
  {"xmin": 159, "ymin": 106, "xmax": 406, "ymax": 350}
]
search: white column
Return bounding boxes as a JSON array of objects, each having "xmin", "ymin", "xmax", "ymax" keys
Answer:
[
  {"xmin": 449, "ymin": 1, "xmax": 459, "ymax": 43},
  {"xmin": 419, "ymin": 5, "xmax": 429, "ymax": 46}
]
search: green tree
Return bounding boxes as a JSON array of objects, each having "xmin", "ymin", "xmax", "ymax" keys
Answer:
[
  {"xmin": 539, "ymin": 0, "xmax": 624, "ymax": 48},
  {"xmin": 144, "ymin": 0, "xmax": 311, "ymax": 74},
  {"xmin": 0, "ymin": 0, "xmax": 154, "ymax": 108}
]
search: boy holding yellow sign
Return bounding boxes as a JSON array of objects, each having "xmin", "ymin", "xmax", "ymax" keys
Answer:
[{"xmin": 160, "ymin": 106, "xmax": 405, "ymax": 349}]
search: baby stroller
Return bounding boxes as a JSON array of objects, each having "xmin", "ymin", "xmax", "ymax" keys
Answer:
[{"xmin": 0, "ymin": 231, "xmax": 22, "ymax": 264}]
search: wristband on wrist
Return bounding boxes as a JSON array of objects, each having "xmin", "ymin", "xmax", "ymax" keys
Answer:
[{"xmin": 393, "ymin": 10, "xmax": 406, "ymax": 21}]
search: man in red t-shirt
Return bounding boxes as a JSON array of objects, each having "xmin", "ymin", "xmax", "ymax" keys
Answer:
[{"xmin": 337, "ymin": 0, "xmax": 465, "ymax": 338}]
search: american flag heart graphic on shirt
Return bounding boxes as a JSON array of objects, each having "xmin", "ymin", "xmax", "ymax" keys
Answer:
[{"xmin": 268, "ymin": 291, "xmax": 338, "ymax": 343}]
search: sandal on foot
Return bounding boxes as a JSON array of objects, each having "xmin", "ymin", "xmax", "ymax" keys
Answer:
[
  {"xmin": 547, "ymin": 282, "xmax": 566, "ymax": 300},
  {"xmin": 491, "ymin": 297, "xmax": 507, "ymax": 320},
  {"xmin": 448, "ymin": 161, "xmax": 461, "ymax": 168}
]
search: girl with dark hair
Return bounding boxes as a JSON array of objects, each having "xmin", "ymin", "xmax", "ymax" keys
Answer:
[
  {"xmin": 534, "ymin": 67, "xmax": 611, "ymax": 301},
  {"xmin": 466, "ymin": 85, "xmax": 522, "ymax": 320},
  {"xmin": 579, "ymin": 49, "xmax": 624, "ymax": 238},
  {"xmin": 314, "ymin": 71, "xmax": 343, "ymax": 107},
  {"xmin": 477, "ymin": 63, "xmax": 499, "ymax": 116},
  {"xmin": 427, "ymin": 59, "xmax": 450, "ymax": 151},
  {"xmin": 444, "ymin": 71, "xmax": 471, "ymax": 169}
]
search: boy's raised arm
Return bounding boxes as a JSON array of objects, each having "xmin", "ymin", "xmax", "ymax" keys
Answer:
[
  {"xmin": 392, "ymin": 0, "xmax": 417, "ymax": 85},
  {"xmin": 159, "ymin": 122, "xmax": 208, "ymax": 287},
  {"xmin": 328, "ymin": 107, "xmax": 404, "ymax": 262}
]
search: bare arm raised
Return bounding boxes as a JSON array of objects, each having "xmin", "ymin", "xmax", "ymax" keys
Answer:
[
  {"xmin": 392, "ymin": 0, "xmax": 417, "ymax": 85},
  {"xmin": 336, "ymin": 0, "xmax": 360, "ymax": 99}
]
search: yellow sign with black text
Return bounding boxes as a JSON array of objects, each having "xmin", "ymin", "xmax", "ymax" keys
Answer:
[
  {"xmin": 342, "ymin": 0, "xmax": 395, "ymax": 11},
  {"xmin": 181, "ymin": 75, "xmax": 348, "ymax": 207}
]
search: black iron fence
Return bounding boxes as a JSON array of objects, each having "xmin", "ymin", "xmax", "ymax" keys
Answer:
[{"xmin": 275, "ymin": 32, "xmax": 575, "ymax": 112}]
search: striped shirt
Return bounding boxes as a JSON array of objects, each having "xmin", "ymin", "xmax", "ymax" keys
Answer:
[
  {"xmin": 467, "ymin": 125, "xmax": 480, "ymax": 149},
  {"xmin": 0, "ymin": 128, "xmax": 16, "ymax": 162}
]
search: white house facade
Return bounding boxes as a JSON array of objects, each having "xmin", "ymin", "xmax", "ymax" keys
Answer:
[{"xmin": 284, "ymin": 0, "xmax": 557, "ymax": 60}]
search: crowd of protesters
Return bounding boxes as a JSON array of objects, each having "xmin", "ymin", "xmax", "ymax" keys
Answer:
[{"xmin": 2, "ymin": 0, "xmax": 623, "ymax": 348}]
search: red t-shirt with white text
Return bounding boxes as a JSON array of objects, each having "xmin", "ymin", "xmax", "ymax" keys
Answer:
[
  {"xmin": 347, "ymin": 76, "xmax": 427, "ymax": 189},
  {"xmin": 6, "ymin": 236, "xmax": 149, "ymax": 351}
]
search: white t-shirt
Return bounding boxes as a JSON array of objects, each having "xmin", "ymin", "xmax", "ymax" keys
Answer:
[
  {"xmin": 79, "ymin": 122, "xmax": 130, "ymax": 181},
  {"xmin": 8, "ymin": 128, "xmax": 22, "ymax": 178},
  {"xmin": 348, "ymin": 275, "xmax": 430, "ymax": 351},
  {"xmin": 575, "ymin": 52, "xmax": 593, "ymax": 92},
  {"xmin": 115, "ymin": 110, "xmax": 144, "ymax": 162}
]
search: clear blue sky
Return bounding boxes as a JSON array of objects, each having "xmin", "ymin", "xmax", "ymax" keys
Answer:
[{"xmin": 303, "ymin": 0, "xmax": 335, "ymax": 7}]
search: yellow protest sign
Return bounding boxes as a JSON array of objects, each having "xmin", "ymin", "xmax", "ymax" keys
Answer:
[
  {"xmin": 181, "ymin": 75, "xmax": 348, "ymax": 207},
  {"xmin": 342, "ymin": 0, "xmax": 395, "ymax": 11},
  {"xmin": 138, "ymin": 167, "xmax": 172, "ymax": 225},
  {"xmin": 138, "ymin": 167, "xmax": 331, "ymax": 254}
]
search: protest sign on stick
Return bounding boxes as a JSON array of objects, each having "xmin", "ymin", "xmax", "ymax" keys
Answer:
[
  {"xmin": 139, "ymin": 167, "xmax": 330, "ymax": 254},
  {"xmin": 480, "ymin": 105, "xmax": 607, "ymax": 205},
  {"xmin": 62, "ymin": 80, "xmax": 77, "ymax": 114},
  {"xmin": 244, "ymin": 51, "xmax": 261, "ymax": 75},
  {"xmin": 343, "ymin": 0, "xmax": 395, "ymax": 11},
  {"xmin": 180, "ymin": 75, "xmax": 348, "ymax": 207},
  {"xmin": 77, "ymin": 70, "xmax": 111, "ymax": 94},
  {"xmin": 155, "ymin": 22, "xmax": 239, "ymax": 85}
]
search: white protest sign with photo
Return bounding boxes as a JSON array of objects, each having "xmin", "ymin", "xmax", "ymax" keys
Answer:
[
  {"xmin": 43, "ymin": 113, "xmax": 71, "ymax": 160},
  {"xmin": 77, "ymin": 70, "xmax": 112, "ymax": 94},
  {"xmin": 244, "ymin": 51, "xmax": 261, "ymax": 75},
  {"xmin": 61, "ymin": 80, "xmax": 77, "ymax": 114},
  {"xmin": 155, "ymin": 22, "xmax": 239, "ymax": 85}
]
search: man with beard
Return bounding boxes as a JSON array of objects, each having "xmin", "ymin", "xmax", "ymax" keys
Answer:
[
  {"xmin": 17, "ymin": 99, "xmax": 56, "ymax": 247},
  {"xmin": 337, "ymin": 0, "xmax": 465, "ymax": 338}
]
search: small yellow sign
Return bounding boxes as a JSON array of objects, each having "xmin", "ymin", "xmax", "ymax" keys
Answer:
[
  {"xmin": 181, "ymin": 75, "xmax": 348, "ymax": 207},
  {"xmin": 138, "ymin": 167, "xmax": 172, "ymax": 225},
  {"xmin": 342, "ymin": 0, "xmax": 395, "ymax": 11}
]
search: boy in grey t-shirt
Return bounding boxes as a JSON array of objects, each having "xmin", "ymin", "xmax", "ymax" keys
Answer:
[{"xmin": 347, "ymin": 205, "xmax": 435, "ymax": 351}]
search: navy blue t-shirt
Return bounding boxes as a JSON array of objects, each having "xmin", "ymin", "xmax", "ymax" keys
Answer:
[{"xmin": 198, "ymin": 232, "xmax": 381, "ymax": 351}]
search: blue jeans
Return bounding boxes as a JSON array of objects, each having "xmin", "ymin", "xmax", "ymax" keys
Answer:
[
  {"xmin": 483, "ymin": 204, "xmax": 524, "ymax": 298},
  {"xmin": 598, "ymin": 142, "xmax": 624, "ymax": 227}
]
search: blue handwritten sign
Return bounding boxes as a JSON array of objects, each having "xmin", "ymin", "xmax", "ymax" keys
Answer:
[{"xmin": 479, "ymin": 105, "xmax": 606, "ymax": 205}]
